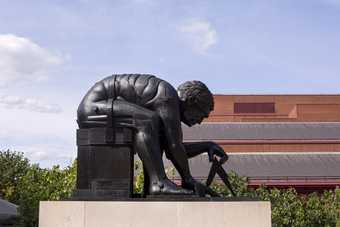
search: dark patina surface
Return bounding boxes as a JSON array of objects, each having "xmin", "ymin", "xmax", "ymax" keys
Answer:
[{"xmin": 75, "ymin": 74, "xmax": 233, "ymax": 199}]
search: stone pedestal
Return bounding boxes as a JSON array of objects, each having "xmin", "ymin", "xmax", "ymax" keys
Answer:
[{"xmin": 39, "ymin": 201, "xmax": 271, "ymax": 227}]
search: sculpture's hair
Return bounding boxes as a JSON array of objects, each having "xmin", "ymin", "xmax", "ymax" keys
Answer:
[{"xmin": 177, "ymin": 81, "xmax": 214, "ymax": 112}]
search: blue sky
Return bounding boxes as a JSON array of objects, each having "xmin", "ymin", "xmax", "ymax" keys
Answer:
[{"xmin": 1, "ymin": 0, "xmax": 340, "ymax": 167}]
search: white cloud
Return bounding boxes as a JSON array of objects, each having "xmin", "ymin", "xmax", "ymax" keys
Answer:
[
  {"xmin": 0, "ymin": 34, "xmax": 63, "ymax": 87},
  {"xmin": 0, "ymin": 103, "xmax": 76, "ymax": 167},
  {"xmin": 178, "ymin": 19, "xmax": 218, "ymax": 54},
  {"xmin": 15, "ymin": 144, "xmax": 75, "ymax": 168},
  {"xmin": 0, "ymin": 95, "xmax": 62, "ymax": 113}
]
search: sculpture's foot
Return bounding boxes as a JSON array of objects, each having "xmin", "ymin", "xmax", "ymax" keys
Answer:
[
  {"xmin": 149, "ymin": 179, "xmax": 193, "ymax": 195},
  {"xmin": 181, "ymin": 177, "xmax": 200, "ymax": 191},
  {"xmin": 181, "ymin": 178, "xmax": 221, "ymax": 197}
]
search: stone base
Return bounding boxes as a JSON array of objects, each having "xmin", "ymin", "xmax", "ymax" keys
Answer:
[{"xmin": 39, "ymin": 201, "xmax": 271, "ymax": 227}]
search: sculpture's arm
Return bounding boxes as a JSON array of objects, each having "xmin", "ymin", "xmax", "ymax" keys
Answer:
[
  {"xmin": 156, "ymin": 100, "xmax": 193, "ymax": 183},
  {"xmin": 184, "ymin": 142, "xmax": 228, "ymax": 163},
  {"xmin": 153, "ymin": 81, "xmax": 209, "ymax": 191},
  {"xmin": 184, "ymin": 142, "xmax": 215, "ymax": 158},
  {"xmin": 77, "ymin": 81, "xmax": 114, "ymax": 128}
]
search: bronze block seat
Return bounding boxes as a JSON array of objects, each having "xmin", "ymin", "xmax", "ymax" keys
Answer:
[{"xmin": 74, "ymin": 122, "xmax": 134, "ymax": 200}]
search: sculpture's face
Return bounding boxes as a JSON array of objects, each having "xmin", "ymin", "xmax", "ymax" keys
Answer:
[{"xmin": 182, "ymin": 104, "xmax": 210, "ymax": 127}]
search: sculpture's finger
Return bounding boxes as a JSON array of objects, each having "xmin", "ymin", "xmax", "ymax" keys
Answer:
[{"xmin": 208, "ymin": 150, "xmax": 214, "ymax": 162}]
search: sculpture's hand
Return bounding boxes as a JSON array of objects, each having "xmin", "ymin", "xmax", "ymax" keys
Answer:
[{"xmin": 207, "ymin": 142, "xmax": 228, "ymax": 164}]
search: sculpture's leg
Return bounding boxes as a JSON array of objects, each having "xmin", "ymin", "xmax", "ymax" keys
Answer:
[
  {"xmin": 113, "ymin": 100, "xmax": 192, "ymax": 195},
  {"xmin": 142, "ymin": 165, "xmax": 150, "ymax": 197}
]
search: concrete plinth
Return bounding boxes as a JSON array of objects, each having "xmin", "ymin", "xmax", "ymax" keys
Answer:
[{"xmin": 39, "ymin": 201, "xmax": 271, "ymax": 227}]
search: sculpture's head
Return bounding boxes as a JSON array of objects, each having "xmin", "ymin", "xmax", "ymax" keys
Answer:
[{"xmin": 177, "ymin": 80, "xmax": 214, "ymax": 127}]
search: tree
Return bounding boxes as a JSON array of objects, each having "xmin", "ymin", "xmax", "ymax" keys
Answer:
[
  {"xmin": 0, "ymin": 150, "xmax": 76, "ymax": 227},
  {"xmin": 16, "ymin": 162, "xmax": 76, "ymax": 227},
  {"xmin": 0, "ymin": 150, "xmax": 30, "ymax": 203}
]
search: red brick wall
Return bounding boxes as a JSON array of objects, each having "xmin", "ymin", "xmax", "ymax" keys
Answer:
[{"xmin": 207, "ymin": 94, "xmax": 340, "ymax": 122}]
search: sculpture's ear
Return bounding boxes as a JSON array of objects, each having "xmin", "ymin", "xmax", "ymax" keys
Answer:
[{"xmin": 177, "ymin": 89, "xmax": 185, "ymax": 102}]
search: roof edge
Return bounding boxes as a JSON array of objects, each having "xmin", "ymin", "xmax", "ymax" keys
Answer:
[{"xmin": 213, "ymin": 94, "xmax": 340, "ymax": 96}]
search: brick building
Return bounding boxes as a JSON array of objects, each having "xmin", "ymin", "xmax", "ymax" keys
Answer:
[{"xmin": 182, "ymin": 95, "xmax": 340, "ymax": 193}]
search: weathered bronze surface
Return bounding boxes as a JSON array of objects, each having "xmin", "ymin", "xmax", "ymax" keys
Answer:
[{"xmin": 75, "ymin": 74, "xmax": 232, "ymax": 199}]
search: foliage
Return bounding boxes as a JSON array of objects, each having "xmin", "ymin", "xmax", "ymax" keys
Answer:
[
  {"xmin": 210, "ymin": 170, "xmax": 249, "ymax": 197},
  {"xmin": 213, "ymin": 177, "xmax": 340, "ymax": 227},
  {"xmin": 16, "ymin": 162, "xmax": 76, "ymax": 227},
  {"xmin": 0, "ymin": 150, "xmax": 30, "ymax": 203},
  {"xmin": 0, "ymin": 150, "xmax": 76, "ymax": 227},
  {"xmin": 256, "ymin": 187, "xmax": 307, "ymax": 226},
  {"xmin": 134, "ymin": 160, "xmax": 144, "ymax": 194}
]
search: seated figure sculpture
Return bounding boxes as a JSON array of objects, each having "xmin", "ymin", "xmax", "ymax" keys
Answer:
[{"xmin": 77, "ymin": 74, "xmax": 227, "ymax": 196}]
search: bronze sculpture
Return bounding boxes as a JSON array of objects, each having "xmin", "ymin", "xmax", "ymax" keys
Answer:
[{"xmin": 77, "ymin": 74, "xmax": 229, "ymax": 197}]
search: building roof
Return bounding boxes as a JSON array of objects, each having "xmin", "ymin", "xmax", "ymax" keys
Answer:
[
  {"xmin": 182, "ymin": 153, "xmax": 340, "ymax": 179},
  {"xmin": 213, "ymin": 94, "xmax": 340, "ymax": 96},
  {"xmin": 0, "ymin": 199, "xmax": 17, "ymax": 222},
  {"xmin": 182, "ymin": 123, "xmax": 340, "ymax": 141}
]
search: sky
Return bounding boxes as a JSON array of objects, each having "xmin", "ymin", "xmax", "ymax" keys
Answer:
[{"xmin": 1, "ymin": 0, "xmax": 340, "ymax": 167}]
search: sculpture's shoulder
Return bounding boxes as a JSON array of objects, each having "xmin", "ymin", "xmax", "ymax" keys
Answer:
[
  {"xmin": 137, "ymin": 75, "xmax": 179, "ymax": 106},
  {"xmin": 157, "ymin": 79, "xmax": 179, "ymax": 100}
]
